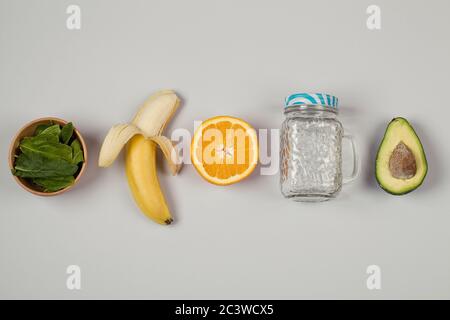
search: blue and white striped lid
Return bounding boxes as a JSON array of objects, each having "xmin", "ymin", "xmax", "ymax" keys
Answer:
[{"xmin": 285, "ymin": 93, "xmax": 339, "ymax": 109}]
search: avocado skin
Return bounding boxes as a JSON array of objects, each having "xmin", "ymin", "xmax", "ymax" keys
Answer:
[{"xmin": 375, "ymin": 117, "xmax": 428, "ymax": 195}]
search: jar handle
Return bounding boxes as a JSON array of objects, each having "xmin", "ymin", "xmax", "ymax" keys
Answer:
[{"xmin": 342, "ymin": 133, "xmax": 359, "ymax": 184}]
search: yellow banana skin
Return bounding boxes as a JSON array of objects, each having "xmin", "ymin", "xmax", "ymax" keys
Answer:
[{"xmin": 125, "ymin": 135, "xmax": 173, "ymax": 225}]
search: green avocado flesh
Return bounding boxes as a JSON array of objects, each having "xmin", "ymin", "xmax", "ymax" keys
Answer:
[{"xmin": 375, "ymin": 117, "xmax": 427, "ymax": 195}]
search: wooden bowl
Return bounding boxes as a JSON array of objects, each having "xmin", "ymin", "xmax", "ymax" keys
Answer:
[{"xmin": 8, "ymin": 117, "xmax": 88, "ymax": 196}]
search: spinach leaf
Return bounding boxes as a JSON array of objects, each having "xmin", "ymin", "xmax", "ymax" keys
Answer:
[
  {"xmin": 60, "ymin": 122, "xmax": 74, "ymax": 144},
  {"xmin": 20, "ymin": 135, "xmax": 73, "ymax": 162},
  {"xmin": 34, "ymin": 123, "xmax": 53, "ymax": 136},
  {"xmin": 39, "ymin": 124, "xmax": 61, "ymax": 138},
  {"xmin": 71, "ymin": 139, "xmax": 84, "ymax": 164},
  {"xmin": 14, "ymin": 152, "xmax": 78, "ymax": 178},
  {"xmin": 31, "ymin": 130, "xmax": 60, "ymax": 144},
  {"xmin": 33, "ymin": 176, "xmax": 75, "ymax": 192}
]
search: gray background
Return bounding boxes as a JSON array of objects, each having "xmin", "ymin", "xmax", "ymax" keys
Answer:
[{"xmin": 1, "ymin": 0, "xmax": 449, "ymax": 299}]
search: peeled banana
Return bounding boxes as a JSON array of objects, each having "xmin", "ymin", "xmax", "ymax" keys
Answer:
[{"xmin": 99, "ymin": 90, "xmax": 181, "ymax": 225}]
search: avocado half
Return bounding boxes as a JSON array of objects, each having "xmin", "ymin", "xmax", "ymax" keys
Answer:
[{"xmin": 375, "ymin": 117, "xmax": 427, "ymax": 195}]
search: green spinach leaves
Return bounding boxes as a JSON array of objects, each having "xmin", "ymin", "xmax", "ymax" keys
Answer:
[
  {"xmin": 60, "ymin": 122, "xmax": 74, "ymax": 145},
  {"xmin": 71, "ymin": 139, "xmax": 84, "ymax": 164},
  {"xmin": 13, "ymin": 122, "xmax": 84, "ymax": 192}
]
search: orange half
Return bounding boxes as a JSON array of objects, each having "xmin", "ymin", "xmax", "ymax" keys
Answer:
[{"xmin": 191, "ymin": 116, "xmax": 258, "ymax": 185}]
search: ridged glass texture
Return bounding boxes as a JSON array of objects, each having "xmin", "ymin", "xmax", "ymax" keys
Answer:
[{"xmin": 280, "ymin": 109, "xmax": 343, "ymax": 202}]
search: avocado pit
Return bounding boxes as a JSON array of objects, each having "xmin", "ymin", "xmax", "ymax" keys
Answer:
[{"xmin": 389, "ymin": 141, "xmax": 417, "ymax": 179}]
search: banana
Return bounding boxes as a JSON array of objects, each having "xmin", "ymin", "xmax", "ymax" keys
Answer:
[
  {"xmin": 125, "ymin": 135, "xmax": 173, "ymax": 224},
  {"xmin": 98, "ymin": 90, "xmax": 181, "ymax": 225}
]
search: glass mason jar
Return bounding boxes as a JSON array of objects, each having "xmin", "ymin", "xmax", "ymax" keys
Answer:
[{"xmin": 280, "ymin": 93, "xmax": 358, "ymax": 202}]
